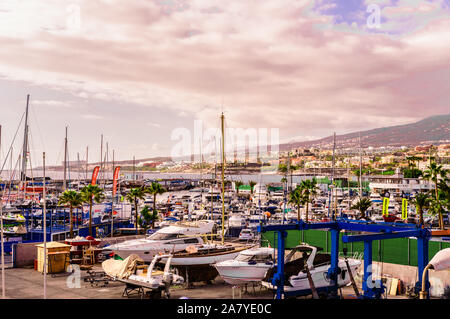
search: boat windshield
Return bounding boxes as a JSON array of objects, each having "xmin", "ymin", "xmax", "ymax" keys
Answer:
[{"xmin": 148, "ymin": 233, "xmax": 180, "ymax": 240}]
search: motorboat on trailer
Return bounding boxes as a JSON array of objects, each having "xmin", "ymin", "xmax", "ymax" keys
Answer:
[
  {"xmin": 102, "ymin": 253, "xmax": 183, "ymax": 298},
  {"xmin": 103, "ymin": 220, "xmax": 215, "ymax": 262},
  {"xmin": 214, "ymin": 247, "xmax": 275, "ymax": 285},
  {"xmin": 261, "ymin": 244, "xmax": 361, "ymax": 296}
]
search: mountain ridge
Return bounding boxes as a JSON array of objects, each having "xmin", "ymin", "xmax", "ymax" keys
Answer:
[{"xmin": 280, "ymin": 114, "xmax": 450, "ymax": 151}]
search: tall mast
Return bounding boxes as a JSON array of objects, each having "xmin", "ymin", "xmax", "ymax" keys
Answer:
[
  {"xmin": 199, "ymin": 138, "xmax": 203, "ymax": 196},
  {"xmin": 329, "ymin": 132, "xmax": 336, "ymax": 219},
  {"xmin": 85, "ymin": 146, "xmax": 89, "ymax": 182},
  {"xmin": 287, "ymin": 151, "xmax": 291, "ymax": 192},
  {"xmin": 112, "ymin": 149, "xmax": 115, "ymax": 190},
  {"xmin": 77, "ymin": 152, "xmax": 81, "ymax": 191},
  {"xmin": 133, "ymin": 156, "xmax": 136, "ymax": 182},
  {"xmin": 42, "ymin": 152, "xmax": 47, "ymax": 299},
  {"xmin": 359, "ymin": 132, "xmax": 362, "ymax": 198},
  {"xmin": 21, "ymin": 95, "xmax": 30, "ymax": 183},
  {"xmin": 63, "ymin": 126, "xmax": 68, "ymax": 191},
  {"xmin": 105, "ymin": 142, "xmax": 109, "ymax": 188},
  {"xmin": 111, "ymin": 148, "xmax": 115, "ymax": 238},
  {"xmin": 220, "ymin": 112, "xmax": 225, "ymax": 244},
  {"xmin": 0, "ymin": 124, "xmax": 5, "ymax": 299},
  {"xmin": 100, "ymin": 134, "xmax": 103, "ymax": 183}
]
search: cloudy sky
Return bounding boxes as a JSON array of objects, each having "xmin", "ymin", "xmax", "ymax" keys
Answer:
[{"xmin": 0, "ymin": 0, "xmax": 449, "ymax": 166}]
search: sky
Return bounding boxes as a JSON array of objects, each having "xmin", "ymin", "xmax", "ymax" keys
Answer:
[{"xmin": 0, "ymin": 0, "xmax": 449, "ymax": 166}]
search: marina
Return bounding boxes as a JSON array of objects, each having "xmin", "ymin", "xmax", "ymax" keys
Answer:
[
  {"xmin": 0, "ymin": 2, "xmax": 449, "ymax": 313},
  {"xmin": 1, "ymin": 115, "xmax": 449, "ymax": 300}
]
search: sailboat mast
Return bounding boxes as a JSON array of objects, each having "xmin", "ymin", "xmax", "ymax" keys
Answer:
[
  {"xmin": 0, "ymin": 124, "xmax": 5, "ymax": 299},
  {"xmin": 133, "ymin": 156, "xmax": 136, "ymax": 182},
  {"xmin": 21, "ymin": 95, "xmax": 30, "ymax": 183},
  {"xmin": 330, "ymin": 132, "xmax": 336, "ymax": 219},
  {"xmin": 77, "ymin": 152, "xmax": 81, "ymax": 191},
  {"xmin": 359, "ymin": 132, "xmax": 362, "ymax": 198},
  {"xmin": 105, "ymin": 142, "xmax": 109, "ymax": 188},
  {"xmin": 63, "ymin": 126, "xmax": 68, "ymax": 191},
  {"xmin": 42, "ymin": 152, "xmax": 47, "ymax": 299},
  {"xmin": 220, "ymin": 113, "xmax": 225, "ymax": 244},
  {"xmin": 85, "ymin": 146, "xmax": 89, "ymax": 182},
  {"xmin": 111, "ymin": 148, "xmax": 114, "ymax": 238},
  {"xmin": 100, "ymin": 134, "xmax": 103, "ymax": 184}
]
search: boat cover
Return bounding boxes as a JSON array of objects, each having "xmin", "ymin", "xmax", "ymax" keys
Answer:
[
  {"xmin": 102, "ymin": 254, "xmax": 144, "ymax": 279},
  {"xmin": 429, "ymin": 248, "xmax": 450, "ymax": 271}
]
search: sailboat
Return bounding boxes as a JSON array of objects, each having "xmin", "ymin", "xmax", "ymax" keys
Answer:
[{"xmin": 157, "ymin": 113, "xmax": 253, "ymax": 284}]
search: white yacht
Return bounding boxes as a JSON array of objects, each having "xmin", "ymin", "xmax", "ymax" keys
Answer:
[
  {"xmin": 228, "ymin": 213, "xmax": 247, "ymax": 228},
  {"xmin": 214, "ymin": 247, "xmax": 275, "ymax": 285},
  {"xmin": 104, "ymin": 220, "xmax": 215, "ymax": 261},
  {"xmin": 369, "ymin": 192, "xmax": 383, "ymax": 203}
]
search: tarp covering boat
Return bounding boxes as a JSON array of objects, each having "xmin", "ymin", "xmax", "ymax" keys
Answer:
[
  {"xmin": 429, "ymin": 248, "xmax": 450, "ymax": 271},
  {"xmin": 102, "ymin": 254, "xmax": 144, "ymax": 279}
]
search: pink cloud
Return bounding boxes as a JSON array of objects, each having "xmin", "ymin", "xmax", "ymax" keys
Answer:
[{"xmin": 0, "ymin": 0, "xmax": 448, "ymax": 140}]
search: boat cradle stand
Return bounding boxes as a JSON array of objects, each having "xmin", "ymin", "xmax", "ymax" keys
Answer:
[
  {"xmin": 257, "ymin": 219, "xmax": 432, "ymax": 299},
  {"xmin": 118, "ymin": 279, "xmax": 167, "ymax": 299}
]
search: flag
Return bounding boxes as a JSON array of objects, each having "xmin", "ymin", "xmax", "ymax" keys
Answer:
[
  {"xmin": 382, "ymin": 197, "xmax": 390, "ymax": 216},
  {"xmin": 112, "ymin": 166, "xmax": 121, "ymax": 197},
  {"xmin": 91, "ymin": 166, "xmax": 100, "ymax": 185},
  {"xmin": 401, "ymin": 198, "xmax": 408, "ymax": 220}
]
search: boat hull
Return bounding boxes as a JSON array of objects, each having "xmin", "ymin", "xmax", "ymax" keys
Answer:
[
  {"xmin": 215, "ymin": 262, "xmax": 273, "ymax": 285},
  {"xmin": 161, "ymin": 249, "xmax": 245, "ymax": 266},
  {"xmin": 262, "ymin": 259, "xmax": 361, "ymax": 295}
]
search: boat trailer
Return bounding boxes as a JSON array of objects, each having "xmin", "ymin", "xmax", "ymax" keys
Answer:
[{"xmin": 257, "ymin": 219, "xmax": 432, "ymax": 299}]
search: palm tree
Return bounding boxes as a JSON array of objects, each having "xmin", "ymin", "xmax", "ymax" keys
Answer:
[
  {"xmin": 249, "ymin": 180, "xmax": 257, "ymax": 195},
  {"xmin": 289, "ymin": 186, "xmax": 305, "ymax": 221},
  {"xmin": 138, "ymin": 205, "xmax": 159, "ymax": 230},
  {"xmin": 351, "ymin": 197, "xmax": 372, "ymax": 220},
  {"xmin": 80, "ymin": 185, "xmax": 105, "ymax": 237},
  {"xmin": 412, "ymin": 192, "xmax": 430, "ymax": 226},
  {"xmin": 126, "ymin": 187, "xmax": 146, "ymax": 234},
  {"xmin": 145, "ymin": 182, "xmax": 167, "ymax": 213},
  {"xmin": 423, "ymin": 162, "xmax": 448, "ymax": 229},
  {"xmin": 299, "ymin": 178, "xmax": 318, "ymax": 222},
  {"xmin": 438, "ymin": 179, "xmax": 450, "ymax": 210},
  {"xmin": 58, "ymin": 190, "xmax": 83, "ymax": 238},
  {"xmin": 235, "ymin": 181, "xmax": 243, "ymax": 195}
]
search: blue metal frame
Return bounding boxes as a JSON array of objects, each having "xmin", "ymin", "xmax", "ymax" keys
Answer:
[{"xmin": 257, "ymin": 220, "xmax": 431, "ymax": 299}]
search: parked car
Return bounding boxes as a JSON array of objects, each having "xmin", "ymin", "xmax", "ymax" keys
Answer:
[{"xmin": 239, "ymin": 228, "xmax": 255, "ymax": 241}]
